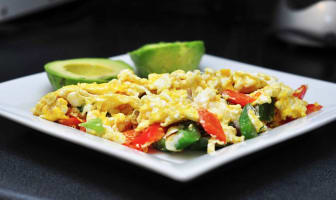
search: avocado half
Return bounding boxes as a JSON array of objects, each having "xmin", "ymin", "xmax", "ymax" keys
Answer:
[
  {"xmin": 45, "ymin": 58, "xmax": 133, "ymax": 90},
  {"xmin": 129, "ymin": 41, "xmax": 205, "ymax": 77}
]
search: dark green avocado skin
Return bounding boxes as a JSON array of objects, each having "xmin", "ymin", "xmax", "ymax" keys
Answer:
[
  {"xmin": 129, "ymin": 41, "xmax": 205, "ymax": 78},
  {"xmin": 46, "ymin": 72, "xmax": 109, "ymax": 90}
]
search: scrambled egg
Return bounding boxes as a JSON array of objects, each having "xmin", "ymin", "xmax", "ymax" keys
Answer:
[{"xmin": 33, "ymin": 68, "xmax": 309, "ymax": 153}]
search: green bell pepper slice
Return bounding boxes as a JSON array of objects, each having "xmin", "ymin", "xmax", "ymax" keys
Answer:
[
  {"xmin": 79, "ymin": 118, "xmax": 105, "ymax": 135},
  {"xmin": 174, "ymin": 125, "xmax": 201, "ymax": 150},
  {"xmin": 156, "ymin": 135, "xmax": 208, "ymax": 152},
  {"xmin": 239, "ymin": 104, "xmax": 258, "ymax": 139},
  {"xmin": 153, "ymin": 138, "xmax": 169, "ymax": 152},
  {"xmin": 154, "ymin": 122, "xmax": 201, "ymax": 152},
  {"xmin": 77, "ymin": 106, "xmax": 84, "ymax": 113},
  {"xmin": 169, "ymin": 122, "xmax": 201, "ymax": 151},
  {"xmin": 188, "ymin": 137, "xmax": 209, "ymax": 150},
  {"xmin": 257, "ymin": 98, "xmax": 275, "ymax": 122}
]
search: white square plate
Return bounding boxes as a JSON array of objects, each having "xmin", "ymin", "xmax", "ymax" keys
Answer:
[{"xmin": 1, "ymin": 54, "xmax": 336, "ymax": 182}]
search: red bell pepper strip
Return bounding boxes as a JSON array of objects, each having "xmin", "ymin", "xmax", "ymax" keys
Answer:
[
  {"xmin": 123, "ymin": 129, "xmax": 139, "ymax": 145},
  {"xmin": 222, "ymin": 89, "xmax": 256, "ymax": 107},
  {"xmin": 58, "ymin": 116, "xmax": 82, "ymax": 129},
  {"xmin": 79, "ymin": 126, "xmax": 86, "ymax": 132},
  {"xmin": 127, "ymin": 123, "xmax": 165, "ymax": 152},
  {"xmin": 306, "ymin": 103, "xmax": 323, "ymax": 114},
  {"xmin": 198, "ymin": 109, "xmax": 226, "ymax": 143},
  {"xmin": 293, "ymin": 85, "xmax": 307, "ymax": 100}
]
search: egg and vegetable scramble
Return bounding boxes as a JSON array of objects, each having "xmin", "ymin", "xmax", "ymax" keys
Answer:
[{"xmin": 32, "ymin": 68, "xmax": 322, "ymax": 153}]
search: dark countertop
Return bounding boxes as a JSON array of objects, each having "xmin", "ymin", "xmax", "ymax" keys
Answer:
[{"xmin": 1, "ymin": 1, "xmax": 336, "ymax": 199}]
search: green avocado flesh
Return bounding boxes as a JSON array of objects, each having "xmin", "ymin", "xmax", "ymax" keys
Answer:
[
  {"xmin": 45, "ymin": 58, "xmax": 132, "ymax": 90},
  {"xmin": 129, "ymin": 41, "xmax": 205, "ymax": 77}
]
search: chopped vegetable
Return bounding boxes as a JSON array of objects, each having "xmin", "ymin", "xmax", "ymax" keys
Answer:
[
  {"xmin": 155, "ymin": 122, "xmax": 201, "ymax": 152},
  {"xmin": 198, "ymin": 109, "xmax": 226, "ymax": 143},
  {"xmin": 79, "ymin": 118, "xmax": 105, "ymax": 135},
  {"xmin": 153, "ymin": 138, "xmax": 168, "ymax": 152},
  {"xmin": 258, "ymin": 100, "xmax": 275, "ymax": 122},
  {"xmin": 128, "ymin": 123, "xmax": 165, "ymax": 152},
  {"xmin": 58, "ymin": 116, "xmax": 82, "ymax": 128},
  {"xmin": 123, "ymin": 129, "xmax": 139, "ymax": 145},
  {"xmin": 188, "ymin": 137, "xmax": 209, "ymax": 150},
  {"xmin": 239, "ymin": 104, "xmax": 258, "ymax": 139},
  {"xmin": 175, "ymin": 123, "xmax": 201, "ymax": 150},
  {"xmin": 222, "ymin": 89, "xmax": 255, "ymax": 106},
  {"xmin": 306, "ymin": 103, "xmax": 323, "ymax": 114},
  {"xmin": 165, "ymin": 122, "xmax": 201, "ymax": 151},
  {"xmin": 293, "ymin": 85, "xmax": 307, "ymax": 99},
  {"xmin": 77, "ymin": 106, "xmax": 84, "ymax": 113}
]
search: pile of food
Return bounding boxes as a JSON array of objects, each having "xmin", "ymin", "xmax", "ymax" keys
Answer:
[{"xmin": 32, "ymin": 68, "xmax": 322, "ymax": 153}]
